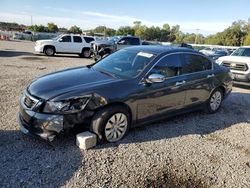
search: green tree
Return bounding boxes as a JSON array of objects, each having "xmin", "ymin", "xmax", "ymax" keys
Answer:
[
  {"xmin": 116, "ymin": 26, "xmax": 134, "ymax": 36},
  {"xmin": 244, "ymin": 33, "xmax": 250, "ymax": 45},
  {"xmin": 27, "ymin": 25, "xmax": 48, "ymax": 32},
  {"xmin": 105, "ymin": 28, "xmax": 116, "ymax": 36},
  {"xmin": 163, "ymin": 23, "xmax": 170, "ymax": 32},
  {"xmin": 174, "ymin": 31, "xmax": 185, "ymax": 43},
  {"xmin": 134, "ymin": 25, "xmax": 147, "ymax": 39},
  {"xmin": 169, "ymin": 25, "xmax": 180, "ymax": 42},
  {"xmin": 47, "ymin": 23, "xmax": 58, "ymax": 33},
  {"xmin": 183, "ymin": 33, "xmax": 196, "ymax": 43},
  {"xmin": 68, "ymin": 25, "xmax": 82, "ymax": 34},
  {"xmin": 58, "ymin": 27, "xmax": 68, "ymax": 33}
]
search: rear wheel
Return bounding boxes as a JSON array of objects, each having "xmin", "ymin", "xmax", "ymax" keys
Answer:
[
  {"xmin": 80, "ymin": 48, "xmax": 91, "ymax": 58},
  {"xmin": 90, "ymin": 106, "xmax": 130, "ymax": 143},
  {"xmin": 206, "ymin": 88, "xmax": 223, "ymax": 113},
  {"xmin": 44, "ymin": 47, "xmax": 55, "ymax": 56}
]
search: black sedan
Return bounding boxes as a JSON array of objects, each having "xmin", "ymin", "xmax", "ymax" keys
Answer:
[{"xmin": 18, "ymin": 46, "xmax": 233, "ymax": 142}]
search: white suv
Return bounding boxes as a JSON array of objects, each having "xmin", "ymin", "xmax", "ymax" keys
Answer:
[
  {"xmin": 216, "ymin": 47, "xmax": 250, "ymax": 86},
  {"xmin": 35, "ymin": 34, "xmax": 95, "ymax": 58}
]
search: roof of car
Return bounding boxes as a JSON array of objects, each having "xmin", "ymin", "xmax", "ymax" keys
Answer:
[{"xmin": 126, "ymin": 45, "xmax": 197, "ymax": 55}]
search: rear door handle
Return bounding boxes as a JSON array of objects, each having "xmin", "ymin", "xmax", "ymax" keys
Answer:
[
  {"xmin": 175, "ymin": 80, "xmax": 186, "ymax": 86},
  {"xmin": 207, "ymin": 74, "xmax": 215, "ymax": 78}
]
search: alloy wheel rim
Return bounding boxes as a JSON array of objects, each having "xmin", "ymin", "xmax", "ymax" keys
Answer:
[
  {"xmin": 83, "ymin": 50, "xmax": 90, "ymax": 57},
  {"xmin": 46, "ymin": 48, "xmax": 53, "ymax": 55},
  {"xmin": 105, "ymin": 113, "xmax": 128, "ymax": 142},
  {"xmin": 210, "ymin": 91, "xmax": 222, "ymax": 111}
]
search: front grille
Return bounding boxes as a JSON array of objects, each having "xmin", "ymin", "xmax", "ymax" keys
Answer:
[
  {"xmin": 23, "ymin": 92, "xmax": 39, "ymax": 109},
  {"xmin": 222, "ymin": 61, "xmax": 249, "ymax": 71}
]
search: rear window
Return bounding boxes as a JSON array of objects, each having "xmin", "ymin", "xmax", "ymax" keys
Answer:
[{"xmin": 181, "ymin": 54, "xmax": 212, "ymax": 74}]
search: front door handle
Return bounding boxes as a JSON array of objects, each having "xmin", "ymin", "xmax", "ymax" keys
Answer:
[
  {"xmin": 175, "ymin": 80, "xmax": 186, "ymax": 86},
  {"xmin": 207, "ymin": 74, "xmax": 215, "ymax": 78}
]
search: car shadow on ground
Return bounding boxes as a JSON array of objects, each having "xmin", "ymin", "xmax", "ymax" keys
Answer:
[
  {"xmin": 0, "ymin": 50, "xmax": 34, "ymax": 57},
  {"xmin": 35, "ymin": 53, "xmax": 90, "ymax": 59},
  {"xmin": 0, "ymin": 130, "xmax": 83, "ymax": 187},
  {"xmin": 95, "ymin": 91, "xmax": 250, "ymax": 149}
]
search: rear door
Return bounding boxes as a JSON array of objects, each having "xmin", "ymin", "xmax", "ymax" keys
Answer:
[
  {"xmin": 179, "ymin": 53, "xmax": 214, "ymax": 107},
  {"xmin": 72, "ymin": 36, "xmax": 83, "ymax": 53}
]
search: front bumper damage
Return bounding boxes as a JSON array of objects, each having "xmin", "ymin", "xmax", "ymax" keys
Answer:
[
  {"xmin": 17, "ymin": 91, "xmax": 95, "ymax": 141},
  {"xmin": 17, "ymin": 107, "xmax": 64, "ymax": 141},
  {"xmin": 90, "ymin": 42, "xmax": 115, "ymax": 61}
]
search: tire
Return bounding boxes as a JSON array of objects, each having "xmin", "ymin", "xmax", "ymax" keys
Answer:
[
  {"xmin": 90, "ymin": 105, "xmax": 130, "ymax": 143},
  {"xmin": 205, "ymin": 88, "xmax": 223, "ymax": 114},
  {"xmin": 44, "ymin": 47, "xmax": 55, "ymax": 56},
  {"xmin": 81, "ymin": 48, "xmax": 91, "ymax": 58}
]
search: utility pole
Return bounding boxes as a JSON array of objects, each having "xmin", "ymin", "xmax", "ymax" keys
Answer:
[
  {"xmin": 30, "ymin": 15, "xmax": 33, "ymax": 26},
  {"xmin": 195, "ymin": 28, "xmax": 200, "ymax": 44}
]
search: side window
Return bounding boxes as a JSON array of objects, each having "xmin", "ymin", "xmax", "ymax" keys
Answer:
[
  {"xmin": 118, "ymin": 37, "xmax": 129, "ymax": 45},
  {"xmin": 181, "ymin": 54, "xmax": 211, "ymax": 74},
  {"xmin": 84, "ymin": 37, "xmax": 94, "ymax": 43},
  {"xmin": 73, "ymin": 36, "xmax": 82, "ymax": 43},
  {"xmin": 60, "ymin": 36, "xmax": 71, "ymax": 42},
  {"xmin": 129, "ymin": 38, "xmax": 140, "ymax": 45},
  {"xmin": 242, "ymin": 48, "xmax": 250, "ymax": 56},
  {"xmin": 202, "ymin": 56, "xmax": 212, "ymax": 70},
  {"xmin": 150, "ymin": 54, "xmax": 181, "ymax": 78}
]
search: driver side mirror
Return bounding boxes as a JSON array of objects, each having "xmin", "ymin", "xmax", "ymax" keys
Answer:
[
  {"xmin": 146, "ymin": 73, "xmax": 165, "ymax": 83},
  {"xmin": 58, "ymin": 38, "xmax": 63, "ymax": 42}
]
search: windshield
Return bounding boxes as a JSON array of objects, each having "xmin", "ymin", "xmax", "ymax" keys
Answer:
[
  {"xmin": 52, "ymin": 34, "xmax": 63, "ymax": 40},
  {"xmin": 231, "ymin": 48, "xmax": 250, "ymax": 57},
  {"xmin": 92, "ymin": 49, "xmax": 155, "ymax": 78}
]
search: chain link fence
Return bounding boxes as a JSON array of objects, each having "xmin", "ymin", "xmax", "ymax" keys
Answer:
[{"xmin": 0, "ymin": 30, "xmax": 59, "ymax": 41}]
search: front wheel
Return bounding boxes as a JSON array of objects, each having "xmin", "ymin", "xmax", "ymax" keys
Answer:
[
  {"xmin": 90, "ymin": 106, "xmax": 130, "ymax": 143},
  {"xmin": 44, "ymin": 47, "xmax": 55, "ymax": 56},
  {"xmin": 205, "ymin": 88, "xmax": 223, "ymax": 113}
]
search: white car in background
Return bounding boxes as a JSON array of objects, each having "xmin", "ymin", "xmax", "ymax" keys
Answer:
[
  {"xmin": 35, "ymin": 34, "xmax": 95, "ymax": 58},
  {"xmin": 216, "ymin": 46, "xmax": 250, "ymax": 86},
  {"xmin": 199, "ymin": 47, "xmax": 217, "ymax": 56}
]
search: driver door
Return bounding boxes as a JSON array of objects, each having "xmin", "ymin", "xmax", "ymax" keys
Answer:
[
  {"xmin": 136, "ymin": 54, "xmax": 187, "ymax": 122},
  {"xmin": 56, "ymin": 35, "xmax": 73, "ymax": 53}
]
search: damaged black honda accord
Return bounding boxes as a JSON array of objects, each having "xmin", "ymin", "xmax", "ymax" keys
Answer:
[{"xmin": 18, "ymin": 46, "xmax": 233, "ymax": 142}]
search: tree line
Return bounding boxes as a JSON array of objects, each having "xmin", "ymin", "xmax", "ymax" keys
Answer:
[{"xmin": 1, "ymin": 18, "xmax": 250, "ymax": 45}]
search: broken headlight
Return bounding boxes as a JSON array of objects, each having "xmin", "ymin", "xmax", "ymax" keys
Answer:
[{"xmin": 43, "ymin": 97, "xmax": 90, "ymax": 114}]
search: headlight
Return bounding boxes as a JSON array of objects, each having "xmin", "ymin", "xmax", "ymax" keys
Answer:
[
  {"xmin": 43, "ymin": 97, "xmax": 90, "ymax": 114},
  {"xmin": 215, "ymin": 59, "xmax": 223, "ymax": 65},
  {"xmin": 229, "ymin": 72, "xmax": 234, "ymax": 79}
]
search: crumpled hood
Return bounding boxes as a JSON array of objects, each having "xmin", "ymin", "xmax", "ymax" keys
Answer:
[
  {"xmin": 218, "ymin": 56, "xmax": 250, "ymax": 64},
  {"xmin": 91, "ymin": 40, "xmax": 115, "ymax": 46},
  {"xmin": 28, "ymin": 66, "xmax": 117, "ymax": 100}
]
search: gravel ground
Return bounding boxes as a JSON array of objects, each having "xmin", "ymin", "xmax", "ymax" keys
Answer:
[{"xmin": 0, "ymin": 40, "xmax": 250, "ymax": 188}]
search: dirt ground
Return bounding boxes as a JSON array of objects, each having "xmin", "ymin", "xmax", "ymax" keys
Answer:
[{"xmin": 0, "ymin": 40, "xmax": 249, "ymax": 188}]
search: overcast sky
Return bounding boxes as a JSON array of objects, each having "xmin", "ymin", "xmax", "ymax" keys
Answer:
[{"xmin": 0, "ymin": 0, "xmax": 250, "ymax": 35}]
